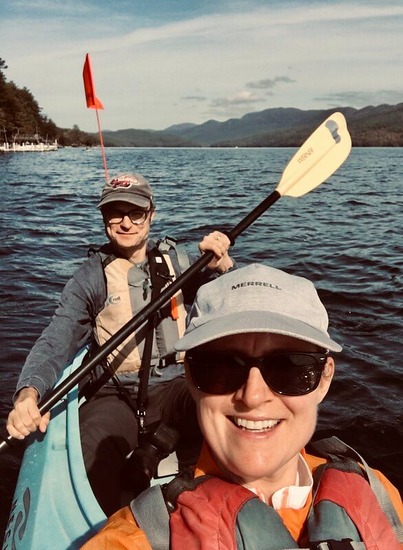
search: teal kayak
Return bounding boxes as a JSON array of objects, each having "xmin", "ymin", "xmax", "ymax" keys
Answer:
[
  {"xmin": 3, "ymin": 348, "xmax": 177, "ymax": 549},
  {"xmin": 3, "ymin": 348, "xmax": 106, "ymax": 549}
]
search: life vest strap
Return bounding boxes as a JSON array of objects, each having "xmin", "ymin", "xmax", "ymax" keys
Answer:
[
  {"xmin": 131, "ymin": 484, "xmax": 170, "ymax": 550},
  {"xmin": 309, "ymin": 437, "xmax": 403, "ymax": 542}
]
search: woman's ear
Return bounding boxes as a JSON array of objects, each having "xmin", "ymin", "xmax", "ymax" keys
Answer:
[{"xmin": 316, "ymin": 356, "xmax": 335, "ymax": 404}]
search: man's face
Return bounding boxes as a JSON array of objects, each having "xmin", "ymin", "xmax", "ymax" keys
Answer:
[
  {"xmin": 186, "ymin": 332, "xmax": 334, "ymax": 489},
  {"xmin": 103, "ymin": 201, "xmax": 154, "ymax": 255}
]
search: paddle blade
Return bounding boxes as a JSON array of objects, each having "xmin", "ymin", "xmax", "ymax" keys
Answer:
[{"xmin": 276, "ymin": 112, "xmax": 351, "ymax": 197}]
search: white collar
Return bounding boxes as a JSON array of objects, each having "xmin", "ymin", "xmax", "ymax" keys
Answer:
[{"xmin": 247, "ymin": 453, "xmax": 313, "ymax": 510}]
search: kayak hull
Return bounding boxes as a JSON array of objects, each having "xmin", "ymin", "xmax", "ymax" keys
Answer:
[
  {"xmin": 3, "ymin": 348, "xmax": 106, "ymax": 550},
  {"xmin": 3, "ymin": 347, "xmax": 178, "ymax": 549}
]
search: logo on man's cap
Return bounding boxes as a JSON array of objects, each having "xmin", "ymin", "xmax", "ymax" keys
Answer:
[{"xmin": 109, "ymin": 176, "xmax": 141, "ymax": 189}]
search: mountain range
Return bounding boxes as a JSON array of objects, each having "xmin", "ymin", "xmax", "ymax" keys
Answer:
[{"xmin": 101, "ymin": 103, "xmax": 403, "ymax": 148}]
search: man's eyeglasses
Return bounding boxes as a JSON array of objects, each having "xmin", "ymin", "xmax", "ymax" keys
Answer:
[
  {"xmin": 186, "ymin": 349, "xmax": 329, "ymax": 396},
  {"xmin": 105, "ymin": 208, "xmax": 151, "ymax": 225}
]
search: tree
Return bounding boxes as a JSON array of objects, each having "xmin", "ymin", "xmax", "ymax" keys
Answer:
[
  {"xmin": 0, "ymin": 57, "xmax": 8, "ymax": 86},
  {"xmin": 0, "ymin": 57, "xmax": 94, "ymax": 146}
]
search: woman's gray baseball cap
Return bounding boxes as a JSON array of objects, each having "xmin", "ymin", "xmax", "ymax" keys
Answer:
[
  {"xmin": 98, "ymin": 173, "xmax": 154, "ymax": 209},
  {"xmin": 175, "ymin": 263, "xmax": 342, "ymax": 352}
]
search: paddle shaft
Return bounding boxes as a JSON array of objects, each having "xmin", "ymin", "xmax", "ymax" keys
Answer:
[{"xmin": 0, "ymin": 190, "xmax": 280, "ymax": 452}]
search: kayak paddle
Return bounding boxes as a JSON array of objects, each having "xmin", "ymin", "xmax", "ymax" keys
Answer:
[{"xmin": 0, "ymin": 111, "xmax": 351, "ymax": 453}]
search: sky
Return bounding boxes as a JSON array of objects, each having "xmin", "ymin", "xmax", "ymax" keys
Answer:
[{"xmin": 1, "ymin": 0, "xmax": 403, "ymax": 133}]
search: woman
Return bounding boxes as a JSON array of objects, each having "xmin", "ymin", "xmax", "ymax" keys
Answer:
[{"xmin": 82, "ymin": 263, "xmax": 402, "ymax": 549}]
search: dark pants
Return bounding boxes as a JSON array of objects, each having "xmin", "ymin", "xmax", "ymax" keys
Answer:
[{"xmin": 79, "ymin": 376, "xmax": 202, "ymax": 516}]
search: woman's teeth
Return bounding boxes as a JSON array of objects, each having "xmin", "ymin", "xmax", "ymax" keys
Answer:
[{"xmin": 233, "ymin": 417, "xmax": 280, "ymax": 431}]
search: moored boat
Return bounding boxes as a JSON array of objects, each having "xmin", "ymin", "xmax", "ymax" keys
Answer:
[{"xmin": 0, "ymin": 139, "xmax": 58, "ymax": 153}]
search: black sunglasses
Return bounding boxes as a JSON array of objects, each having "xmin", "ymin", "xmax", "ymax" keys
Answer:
[
  {"xmin": 104, "ymin": 208, "xmax": 151, "ymax": 225},
  {"xmin": 186, "ymin": 349, "xmax": 329, "ymax": 396}
]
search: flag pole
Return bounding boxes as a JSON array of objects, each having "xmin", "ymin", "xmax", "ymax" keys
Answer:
[
  {"xmin": 83, "ymin": 53, "xmax": 109, "ymax": 182},
  {"xmin": 95, "ymin": 108, "xmax": 108, "ymax": 182}
]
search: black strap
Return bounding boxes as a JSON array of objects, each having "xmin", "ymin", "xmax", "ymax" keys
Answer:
[
  {"xmin": 309, "ymin": 542, "xmax": 365, "ymax": 549},
  {"xmin": 135, "ymin": 316, "xmax": 155, "ymax": 430},
  {"xmin": 135, "ymin": 246, "xmax": 173, "ymax": 430}
]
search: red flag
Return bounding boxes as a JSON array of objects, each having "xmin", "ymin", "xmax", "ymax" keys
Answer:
[{"xmin": 83, "ymin": 53, "xmax": 104, "ymax": 110}]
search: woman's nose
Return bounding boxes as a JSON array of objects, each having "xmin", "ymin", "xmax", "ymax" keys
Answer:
[{"xmin": 234, "ymin": 366, "xmax": 276, "ymax": 407}]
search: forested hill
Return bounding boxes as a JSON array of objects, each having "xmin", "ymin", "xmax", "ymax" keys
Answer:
[
  {"xmin": 0, "ymin": 57, "xmax": 96, "ymax": 147},
  {"xmin": 102, "ymin": 103, "xmax": 403, "ymax": 147},
  {"xmin": 1, "ymin": 56, "xmax": 403, "ymax": 148}
]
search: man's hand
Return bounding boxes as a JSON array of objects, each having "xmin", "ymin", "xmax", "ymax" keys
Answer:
[
  {"xmin": 6, "ymin": 387, "xmax": 50, "ymax": 439},
  {"xmin": 198, "ymin": 231, "xmax": 233, "ymax": 273}
]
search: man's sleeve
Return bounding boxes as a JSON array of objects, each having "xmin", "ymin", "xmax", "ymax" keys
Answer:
[{"xmin": 15, "ymin": 256, "xmax": 106, "ymax": 400}]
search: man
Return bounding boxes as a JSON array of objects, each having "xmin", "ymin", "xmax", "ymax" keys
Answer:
[
  {"xmin": 82, "ymin": 263, "xmax": 402, "ymax": 548},
  {"xmin": 7, "ymin": 173, "xmax": 233, "ymax": 515}
]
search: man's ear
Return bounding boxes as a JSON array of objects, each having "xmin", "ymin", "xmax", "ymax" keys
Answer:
[{"xmin": 316, "ymin": 356, "xmax": 335, "ymax": 404}]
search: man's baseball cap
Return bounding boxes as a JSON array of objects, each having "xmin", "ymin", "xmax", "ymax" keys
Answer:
[{"xmin": 98, "ymin": 173, "xmax": 154, "ymax": 209}]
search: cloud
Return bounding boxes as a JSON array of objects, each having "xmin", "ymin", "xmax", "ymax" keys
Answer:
[
  {"xmin": 314, "ymin": 90, "xmax": 403, "ymax": 107},
  {"xmin": 210, "ymin": 91, "xmax": 261, "ymax": 108},
  {"xmin": 205, "ymin": 90, "xmax": 264, "ymax": 118},
  {"xmin": 182, "ymin": 95, "xmax": 207, "ymax": 102},
  {"xmin": 247, "ymin": 76, "xmax": 296, "ymax": 90},
  {"xmin": 205, "ymin": 77, "xmax": 297, "ymax": 118}
]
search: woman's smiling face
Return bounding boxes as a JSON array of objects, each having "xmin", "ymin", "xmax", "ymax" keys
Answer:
[{"xmin": 186, "ymin": 332, "xmax": 334, "ymax": 491}]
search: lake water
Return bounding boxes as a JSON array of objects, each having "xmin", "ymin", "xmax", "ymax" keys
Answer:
[{"xmin": 0, "ymin": 145, "xmax": 402, "ymax": 539}]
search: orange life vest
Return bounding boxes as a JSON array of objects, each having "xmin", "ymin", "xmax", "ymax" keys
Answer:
[{"xmin": 130, "ymin": 438, "xmax": 402, "ymax": 549}]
